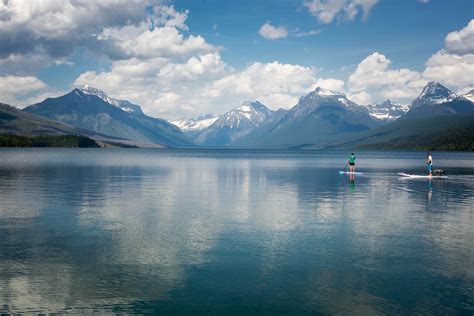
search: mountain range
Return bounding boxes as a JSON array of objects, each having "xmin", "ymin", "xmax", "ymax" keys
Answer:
[
  {"xmin": 172, "ymin": 82, "xmax": 474, "ymax": 149},
  {"xmin": 365, "ymin": 100, "xmax": 409, "ymax": 122},
  {"xmin": 1, "ymin": 82, "xmax": 473, "ymax": 150},
  {"xmin": 185, "ymin": 101, "xmax": 275, "ymax": 146}
]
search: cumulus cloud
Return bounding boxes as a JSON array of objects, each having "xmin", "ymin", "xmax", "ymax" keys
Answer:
[
  {"xmin": 74, "ymin": 57, "xmax": 342, "ymax": 117},
  {"xmin": 423, "ymin": 51, "xmax": 474, "ymax": 88},
  {"xmin": 0, "ymin": 1, "xmax": 199, "ymax": 73},
  {"xmin": 4, "ymin": 1, "xmax": 471, "ymax": 118},
  {"xmin": 304, "ymin": 0, "xmax": 378, "ymax": 24},
  {"xmin": 98, "ymin": 24, "xmax": 217, "ymax": 60},
  {"xmin": 204, "ymin": 62, "xmax": 320, "ymax": 108},
  {"xmin": 347, "ymin": 91, "xmax": 373, "ymax": 105},
  {"xmin": 347, "ymin": 52, "xmax": 425, "ymax": 104},
  {"xmin": 444, "ymin": 19, "xmax": 474, "ymax": 55},
  {"xmin": 346, "ymin": 20, "xmax": 474, "ymax": 105},
  {"xmin": 74, "ymin": 52, "xmax": 231, "ymax": 117},
  {"xmin": 0, "ymin": 75, "xmax": 50, "ymax": 106},
  {"xmin": 422, "ymin": 20, "xmax": 474, "ymax": 92},
  {"xmin": 258, "ymin": 22, "xmax": 289, "ymax": 40}
]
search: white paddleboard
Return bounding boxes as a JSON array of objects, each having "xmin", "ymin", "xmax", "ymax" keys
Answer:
[
  {"xmin": 398, "ymin": 172, "xmax": 448, "ymax": 179},
  {"xmin": 339, "ymin": 171, "xmax": 363, "ymax": 175}
]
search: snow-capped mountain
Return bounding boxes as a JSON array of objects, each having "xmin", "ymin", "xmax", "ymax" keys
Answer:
[
  {"xmin": 460, "ymin": 89, "xmax": 474, "ymax": 102},
  {"xmin": 411, "ymin": 82, "xmax": 456, "ymax": 108},
  {"xmin": 171, "ymin": 114, "xmax": 219, "ymax": 132},
  {"xmin": 216, "ymin": 101, "xmax": 273, "ymax": 129},
  {"xmin": 235, "ymin": 87, "xmax": 379, "ymax": 148},
  {"xmin": 24, "ymin": 88, "xmax": 191, "ymax": 147},
  {"xmin": 406, "ymin": 83, "xmax": 474, "ymax": 118},
  {"xmin": 367, "ymin": 100, "xmax": 410, "ymax": 122},
  {"xmin": 291, "ymin": 87, "xmax": 359, "ymax": 117},
  {"xmin": 189, "ymin": 101, "xmax": 274, "ymax": 146},
  {"xmin": 286, "ymin": 87, "xmax": 375, "ymax": 123},
  {"xmin": 79, "ymin": 86, "xmax": 144, "ymax": 115}
]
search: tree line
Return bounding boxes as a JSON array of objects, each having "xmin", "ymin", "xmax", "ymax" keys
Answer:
[{"xmin": 0, "ymin": 134, "xmax": 100, "ymax": 148}]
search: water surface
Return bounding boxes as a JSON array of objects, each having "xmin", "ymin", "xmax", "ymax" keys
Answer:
[{"xmin": 0, "ymin": 149, "xmax": 473, "ymax": 314}]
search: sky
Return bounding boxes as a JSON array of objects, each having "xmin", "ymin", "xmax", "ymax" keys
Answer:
[{"xmin": 0, "ymin": 0, "xmax": 473, "ymax": 119}]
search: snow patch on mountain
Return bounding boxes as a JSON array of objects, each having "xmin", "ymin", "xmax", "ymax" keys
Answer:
[
  {"xmin": 171, "ymin": 114, "xmax": 219, "ymax": 131},
  {"xmin": 220, "ymin": 101, "xmax": 273, "ymax": 128},
  {"xmin": 367, "ymin": 100, "xmax": 410, "ymax": 122},
  {"xmin": 412, "ymin": 82, "xmax": 456, "ymax": 107},
  {"xmin": 79, "ymin": 85, "xmax": 143, "ymax": 115}
]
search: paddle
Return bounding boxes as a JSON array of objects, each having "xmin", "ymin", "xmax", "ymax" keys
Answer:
[{"xmin": 343, "ymin": 161, "xmax": 349, "ymax": 172}]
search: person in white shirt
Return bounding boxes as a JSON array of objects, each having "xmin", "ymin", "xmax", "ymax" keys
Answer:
[{"xmin": 426, "ymin": 153, "xmax": 433, "ymax": 176}]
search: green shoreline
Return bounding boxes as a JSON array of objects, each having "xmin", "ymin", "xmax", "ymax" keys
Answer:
[{"xmin": 0, "ymin": 134, "xmax": 100, "ymax": 148}]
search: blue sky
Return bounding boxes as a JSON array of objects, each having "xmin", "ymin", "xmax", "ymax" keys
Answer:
[
  {"xmin": 0, "ymin": 0, "xmax": 473, "ymax": 118},
  {"xmin": 176, "ymin": 0, "xmax": 471, "ymax": 71}
]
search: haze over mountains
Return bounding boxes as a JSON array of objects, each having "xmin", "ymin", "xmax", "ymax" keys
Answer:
[{"xmin": 0, "ymin": 82, "xmax": 473, "ymax": 149}]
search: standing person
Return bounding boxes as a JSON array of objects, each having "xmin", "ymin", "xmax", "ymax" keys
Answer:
[
  {"xmin": 349, "ymin": 153, "xmax": 356, "ymax": 173},
  {"xmin": 426, "ymin": 152, "xmax": 433, "ymax": 176}
]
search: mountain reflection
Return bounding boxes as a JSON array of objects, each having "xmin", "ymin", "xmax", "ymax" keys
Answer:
[{"xmin": 0, "ymin": 149, "xmax": 473, "ymax": 314}]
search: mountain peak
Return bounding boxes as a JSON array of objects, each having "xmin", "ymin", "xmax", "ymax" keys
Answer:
[
  {"xmin": 237, "ymin": 100, "xmax": 268, "ymax": 113},
  {"xmin": 313, "ymin": 87, "xmax": 342, "ymax": 96},
  {"xmin": 78, "ymin": 86, "xmax": 118, "ymax": 105},
  {"xmin": 76, "ymin": 85, "xmax": 144, "ymax": 115},
  {"xmin": 367, "ymin": 100, "xmax": 409, "ymax": 121},
  {"xmin": 298, "ymin": 87, "xmax": 356, "ymax": 110},
  {"xmin": 170, "ymin": 114, "xmax": 219, "ymax": 132},
  {"xmin": 381, "ymin": 99, "xmax": 393, "ymax": 106},
  {"xmin": 79, "ymin": 85, "xmax": 104, "ymax": 96},
  {"xmin": 413, "ymin": 82, "xmax": 456, "ymax": 107}
]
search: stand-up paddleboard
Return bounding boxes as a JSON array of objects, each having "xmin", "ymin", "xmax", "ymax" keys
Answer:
[
  {"xmin": 339, "ymin": 171, "xmax": 363, "ymax": 175},
  {"xmin": 398, "ymin": 172, "xmax": 448, "ymax": 179}
]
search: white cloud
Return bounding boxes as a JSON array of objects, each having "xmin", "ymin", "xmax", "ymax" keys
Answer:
[
  {"xmin": 421, "ymin": 20, "xmax": 474, "ymax": 92},
  {"xmin": 295, "ymin": 30, "xmax": 321, "ymax": 37},
  {"xmin": 457, "ymin": 86, "xmax": 474, "ymax": 95},
  {"xmin": 347, "ymin": 52, "xmax": 425, "ymax": 104},
  {"xmin": 0, "ymin": 1, "xmax": 193, "ymax": 73},
  {"xmin": 74, "ymin": 57, "xmax": 344, "ymax": 117},
  {"xmin": 347, "ymin": 91, "xmax": 373, "ymax": 105},
  {"xmin": 0, "ymin": 75, "xmax": 50, "ymax": 106},
  {"xmin": 311, "ymin": 78, "xmax": 346, "ymax": 92},
  {"xmin": 74, "ymin": 52, "xmax": 231, "ymax": 117},
  {"xmin": 423, "ymin": 51, "xmax": 474, "ymax": 88},
  {"xmin": 204, "ymin": 62, "xmax": 320, "ymax": 109},
  {"xmin": 98, "ymin": 23, "xmax": 217, "ymax": 60},
  {"xmin": 304, "ymin": 0, "xmax": 378, "ymax": 24},
  {"xmin": 445, "ymin": 19, "xmax": 474, "ymax": 55},
  {"xmin": 6, "ymin": 0, "xmax": 471, "ymax": 118},
  {"xmin": 0, "ymin": 76, "xmax": 46, "ymax": 95},
  {"xmin": 258, "ymin": 22, "xmax": 289, "ymax": 40},
  {"xmin": 417, "ymin": 0, "xmax": 429, "ymax": 3},
  {"xmin": 158, "ymin": 53, "xmax": 229, "ymax": 82},
  {"xmin": 345, "ymin": 21, "xmax": 474, "ymax": 105}
]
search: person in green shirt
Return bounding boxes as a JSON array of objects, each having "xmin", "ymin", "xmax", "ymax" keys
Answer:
[{"xmin": 348, "ymin": 153, "xmax": 356, "ymax": 173}]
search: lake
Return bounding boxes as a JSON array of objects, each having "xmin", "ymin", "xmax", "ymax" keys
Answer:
[{"xmin": 0, "ymin": 149, "xmax": 473, "ymax": 314}]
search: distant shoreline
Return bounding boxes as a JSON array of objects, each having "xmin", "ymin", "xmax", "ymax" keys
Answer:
[{"xmin": 0, "ymin": 134, "xmax": 100, "ymax": 148}]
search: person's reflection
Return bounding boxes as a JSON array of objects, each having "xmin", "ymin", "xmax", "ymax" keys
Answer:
[
  {"xmin": 349, "ymin": 173, "xmax": 355, "ymax": 191},
  {"xmin": 427, "ymin": 178, "xmax": 432, "ymax": 202}
]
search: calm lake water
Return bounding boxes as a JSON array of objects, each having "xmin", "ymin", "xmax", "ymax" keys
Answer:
[{"xmin": 0, "ymin": 149, "xmax": 473, "ymax": 314}]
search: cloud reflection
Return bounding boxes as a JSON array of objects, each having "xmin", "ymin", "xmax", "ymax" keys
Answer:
[{"xmin": 0, "ymin": 149, "xmax": 473, "ymax": 313}]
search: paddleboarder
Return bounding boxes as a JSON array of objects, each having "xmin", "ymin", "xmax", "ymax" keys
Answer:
[
  {"xmin": 426, "ymin": 152, "xmax": 433, "ymax": 177},
  {"xmin": 348, "ymin": 153, "xmax": 356, "ymax": 173}
]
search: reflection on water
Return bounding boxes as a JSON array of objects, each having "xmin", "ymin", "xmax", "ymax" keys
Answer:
[{"xmin": 0, "ymin": 149, "xmax": 473, "ymax": 314}]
